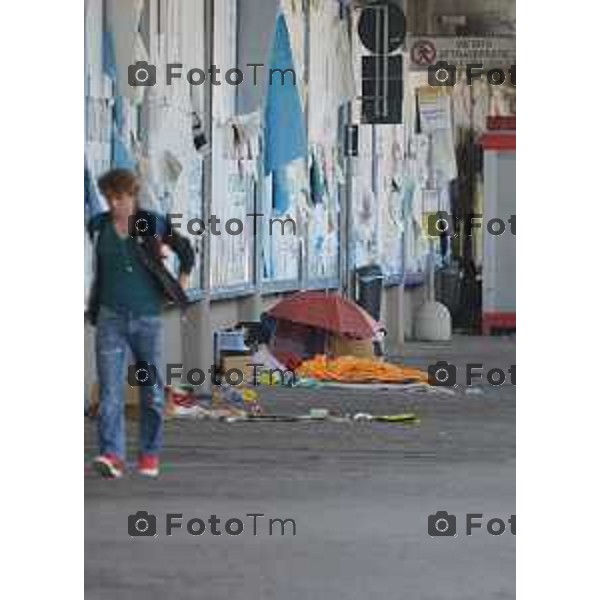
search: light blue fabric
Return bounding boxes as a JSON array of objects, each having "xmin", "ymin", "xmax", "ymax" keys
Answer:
[
  {"xmin": 84, "ymin": 160, "xmax": 107, "ymax": 220},
  {"xmin": 272, "ymin": 167, "xmax": 292, "ymax": 216},
  {"xmin": 102, "ymin": 6, "xmax": 117, "ymax": 81},
  {"xmin": 102, "ymin": 15, "xmax": 135, "ymax": 170},
  {"xmin": 113, "ymin": 95, "xmax": 125, "ymax": 133},
  {"xmin": 112, "ymin": 126, "xmax": 136, "ymax": 170},
  {"xmin": 264, "ymin": 12, "xmax": 307, "ymax": 176},
  {"xmin": 102, "ymin": 25, "xmax": 117, "ymax": 82},
  {"xmin": 309, "ymin": 150, "xmax": 326, "ymax": 205}
]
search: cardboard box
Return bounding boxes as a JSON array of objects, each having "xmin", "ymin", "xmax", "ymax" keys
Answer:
[
  {"xmin": 220, "ymin": 354, "xmax": 257, "ymax": 385},
  {"xmin": 328, "ymin": 335, "xmax": 376, "ymax": 359}
]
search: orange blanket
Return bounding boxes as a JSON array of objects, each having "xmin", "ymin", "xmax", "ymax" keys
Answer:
[{"xmin": 297, "ymin": 355, "xmax": 429, "ymax": 384}]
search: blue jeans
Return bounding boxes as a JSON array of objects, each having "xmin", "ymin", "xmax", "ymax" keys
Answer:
[{"xmin": 95, "ymin": 307, "xmax": 165, "ymax": 460}]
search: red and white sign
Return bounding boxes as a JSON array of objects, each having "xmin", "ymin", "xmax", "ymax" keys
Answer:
[{"xmin": 407, "ymin": 36, "xmax": 516, "ymax": 70}]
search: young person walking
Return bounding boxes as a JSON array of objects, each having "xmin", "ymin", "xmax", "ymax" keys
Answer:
[{"xmin": 87, "ymin": 169, "xmax": 194, "ymax": 478}]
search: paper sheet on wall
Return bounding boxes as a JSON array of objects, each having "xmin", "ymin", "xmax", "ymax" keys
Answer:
[{"xmin": 417, "ymin": 87, "xmax": 457, "ymax": 183}]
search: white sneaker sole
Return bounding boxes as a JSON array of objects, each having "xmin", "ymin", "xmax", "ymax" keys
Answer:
[
  {"xmin": 93, "ymin": 457, "xmax": 123, "ymax": 479},
  {"xmin": 138, "ymin": 468, "xmax": 159, "ymax": 478}
]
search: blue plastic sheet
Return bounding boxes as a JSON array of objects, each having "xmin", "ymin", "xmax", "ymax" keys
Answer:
[{"xmin": 264, "ymin": 12, "xmax": 307, "ymax": 215}]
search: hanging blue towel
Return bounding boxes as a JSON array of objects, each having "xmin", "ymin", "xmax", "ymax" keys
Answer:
[
  {"xmin": 113, "ymin": 96, "xmax": 125, "ymax": 134},
  {"xmin": 84, "ymin": 161, "xmax": 107, "ymax": 220},
  {"xmin": 102, "ymin": 13, "xmax": 135, "ymax": 170},
  {"xmin": 112, "ymin": 126, "xmax": 136, "ymax": 170},
  {"xmin": 264, "ymin": 13, "xmax": 307, "ymax": 176},
  {"xmin": 309, "ymin": 150, "xmax": 326, "ymax": 205},
  {"xmin": 272, "ymin": 168, "xmax": 292, "ymax": 216},
  {"xmin": 102, "ymin": 26, "xmax": 117, "ymax": 82}
]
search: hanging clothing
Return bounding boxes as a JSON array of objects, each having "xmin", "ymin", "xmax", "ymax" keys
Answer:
[
  {"xmin": 264, "ymin": 12, "xmax": 307, "ymax": 177},
  {"xmin": 111, "ymin": 126, "xmax": 136, "ymax": 170},
  {"xmin": 309, "ymin": 149, "xmax": 326, "ymax": 205},
  {"xmin": 105, "ymin": 0, "xmax": 147, "ymax": 104},
  {"xmin": 272, "ymin": 167, "xmax": 292, "ymax": 216},
  {"xmin": 84, "ymin": 159, "xmax": 107, "ymax": 218}
]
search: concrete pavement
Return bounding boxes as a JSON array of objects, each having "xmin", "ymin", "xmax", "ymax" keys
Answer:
[{"xmin": 85, "ymin": 336, "xmax": 515, "ymax": 599}]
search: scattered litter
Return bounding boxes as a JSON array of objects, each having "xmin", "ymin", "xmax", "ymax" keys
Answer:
[
  {"xmin": 465, "ymin": 386, "xmax": 485, "ymax": 396},
  {"xmin": 167, "ymin": 385, "xmax": 421, "ymax": 426},
  {"xmin": 293, "ymin": 378, "xmax": 324, "ymax": 389},
  {"xmin": 203, "ymin": 411, "xmax": 420, "ymax": 426},
  {"xmin": 308, "ymin": 408, "xmax": 329, "ymax": 419},
  {"xmin": 167, "ymin": 384, "xmax": 263, "ymax": 420},
  {"xmin": 373, "ymin": 414, "xmax": 420, "ymax": 424},
  {"xmin": 420, "ymin": 386, "xmax": 456, "ymax": 396},
  {"xmin": 352, "ymin": 412, "xmax": 419, "ymax": 424}
]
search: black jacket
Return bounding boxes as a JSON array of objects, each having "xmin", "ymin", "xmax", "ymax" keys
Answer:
[{"xmin": 86, "ymin": 210, "xmax": 195, "ymax": 325}]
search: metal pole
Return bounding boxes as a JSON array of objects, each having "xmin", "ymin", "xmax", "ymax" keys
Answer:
[{"xmin": 341, "ymin": 7, "xmax": 354, "ymax": 299}]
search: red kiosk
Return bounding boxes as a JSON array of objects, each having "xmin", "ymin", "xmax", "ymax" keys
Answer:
[{"xmin": 480, "ymin": 117, "xmax": 516, "ymax": 335}]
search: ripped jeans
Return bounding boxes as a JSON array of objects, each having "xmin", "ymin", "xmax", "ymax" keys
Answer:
[{"xmin": 95, "ymin": 306, "xmax": 165, "ymax": 460}]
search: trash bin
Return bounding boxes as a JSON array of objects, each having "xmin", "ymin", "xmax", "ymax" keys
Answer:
[{"xmin": 354, "ymin": 265, "xmax": 384, "ymax": 321}]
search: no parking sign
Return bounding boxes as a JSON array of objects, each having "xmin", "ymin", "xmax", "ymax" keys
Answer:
[{"xmin": 411, "ymin": 39, "xmax": 437, "ymax": 67}]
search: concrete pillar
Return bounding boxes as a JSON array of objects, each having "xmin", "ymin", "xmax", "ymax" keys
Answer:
[
  {"xmin": 181, "ymin": 298, "xmax": 213, "ymax": 391},
  {"xmin": 181, "ymin": 0, "xmax": 214, "ymax": 394},
  {"xmin": 384, "ymin": 283, "xmax": 406, "ymax": 356},
  {"xmin": 238, "ymin": 293, "xmax": 262, "ymax": 323}
]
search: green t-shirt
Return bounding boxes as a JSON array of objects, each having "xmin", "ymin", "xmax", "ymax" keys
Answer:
[{"xmin": 97, "ymin": 223, "xmax": 163, "ymax": 316}]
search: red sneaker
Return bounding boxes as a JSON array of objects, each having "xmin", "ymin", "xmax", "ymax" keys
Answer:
[
  {"xmin": 137, "ymin": 455, "xmax": 160, "ymax": 478},
  {"xmin": 92, "ymin": 454, "xmax": 124, "ymax": 479}
]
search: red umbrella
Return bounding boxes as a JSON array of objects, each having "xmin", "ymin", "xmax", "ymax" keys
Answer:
[{"xmin": 267, "ymin": 291, "xmax": 381, "ymax": 339}]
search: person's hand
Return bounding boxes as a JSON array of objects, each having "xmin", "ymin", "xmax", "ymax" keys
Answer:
[{"xmin": 178, "ymin": 274, "xmax": 190, "ymax": 289}]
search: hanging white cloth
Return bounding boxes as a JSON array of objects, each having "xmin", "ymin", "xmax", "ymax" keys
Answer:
[{"xmin": 105, "ymin": 0, "xmax": 148, "ymax": 104}]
